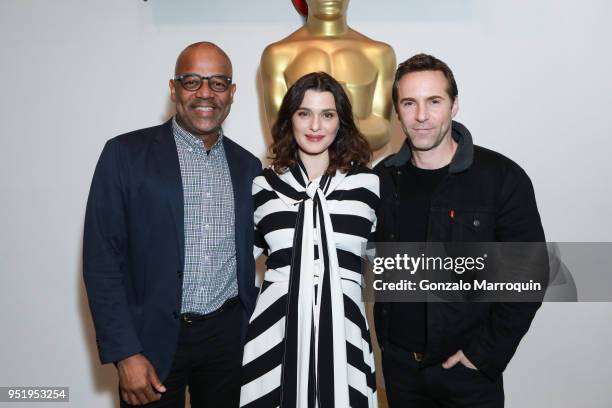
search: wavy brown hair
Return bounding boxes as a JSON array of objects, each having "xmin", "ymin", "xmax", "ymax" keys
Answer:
[{"xmin": 270, "ymin": 72, "xmax": 371, "ymax": 175}]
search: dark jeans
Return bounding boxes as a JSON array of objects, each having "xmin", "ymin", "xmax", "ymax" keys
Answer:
[
  {"xmin": 120, "ymin": 298, "xmax": 242, "ymax": 408},
  {"xmin": 382, "ymin": 343, "xmax": 504, "ymax": 408}
]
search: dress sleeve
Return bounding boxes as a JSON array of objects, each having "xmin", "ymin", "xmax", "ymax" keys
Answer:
[
  {"xmin": 254, "ymin": 224, "xmax": 267, "ymax": 259},
  {"xmin": 252, "ymin": 176, "xmax": 270, "ymax": 259},
  {"xmin": 369, "ymin": 172, "xmax": 381, "ymax": 241}
]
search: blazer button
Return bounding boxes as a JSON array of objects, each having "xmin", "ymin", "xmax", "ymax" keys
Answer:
[
  {"xmin": 389, "ymin": 233, "xmax": 395, "ymax": 240},
  {"xmin": 473, "ymin": 219, "xmax": 480, "ymax": 227}
]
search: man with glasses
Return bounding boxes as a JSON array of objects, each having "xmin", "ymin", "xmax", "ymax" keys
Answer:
[{"xmin": 84, "ymin": 42, "xmax": 262, "ymax": 407}]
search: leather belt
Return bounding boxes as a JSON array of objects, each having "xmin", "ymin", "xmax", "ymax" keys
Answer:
[
  {"xmin": 388, "ymin": 342, "xmax": 425, "ymax": 362},
  {"xmin": 411, "ymin": 352, "xmax": 424, "ymax": 362},
  {"xmin": 180, "ymin": 296, "xmax": 239, "ymax": 324}
]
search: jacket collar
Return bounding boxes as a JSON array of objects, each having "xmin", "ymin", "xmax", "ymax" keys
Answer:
[
  {"xmin": 154, "ymin": 118, "xmax": 174, "ymax": 143},
  {"xmin": 384, "ymin": 120, "xmax": 474, "ymax": 173}
]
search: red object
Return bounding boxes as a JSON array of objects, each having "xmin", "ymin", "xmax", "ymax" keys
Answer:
[
  {"xmin": 292, "ymin": 0, "xmax": 308, "ymax": 16},
  {"xmin": 450, "ymin": 210, "xmax": 455, "ymax": 219}
]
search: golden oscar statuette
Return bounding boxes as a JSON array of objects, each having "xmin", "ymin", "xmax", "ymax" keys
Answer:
[{"xmin": 261, "ymin": 0, "xmax": 397, "ymax": 151}]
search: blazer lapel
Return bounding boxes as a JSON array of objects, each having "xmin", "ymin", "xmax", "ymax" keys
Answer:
[
  {"xmin": 152, "ymin": 120, "xmax": 185, "ymax": 266},
  {"xmin": 223, "ymin": 137, "xmax": 249, "ymax": 272}
]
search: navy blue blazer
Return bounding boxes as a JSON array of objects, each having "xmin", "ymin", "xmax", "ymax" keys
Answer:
[{"xmin": 83, "ymin": 119, "xmax": 262, "ymax": 381}]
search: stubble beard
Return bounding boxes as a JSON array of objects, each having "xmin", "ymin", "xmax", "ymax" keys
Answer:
[{"xmin": 405, "ymin": 122, "xmax": 451, "ymax": 153}]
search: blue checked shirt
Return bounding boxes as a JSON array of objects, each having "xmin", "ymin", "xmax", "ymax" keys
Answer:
[{"xmin": 173, "ymin": 118, "xmax": 237, "ymax": 315}]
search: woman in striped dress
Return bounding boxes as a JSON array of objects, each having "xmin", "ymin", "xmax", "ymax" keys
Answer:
[{"xmin": 240, "ymin": 72, "xmax": 379, "ymax": 408}]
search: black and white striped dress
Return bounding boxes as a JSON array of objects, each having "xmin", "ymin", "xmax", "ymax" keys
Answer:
[{"xmin": 240, "ymin": 164, "xmax": 379, "ymax": 408}]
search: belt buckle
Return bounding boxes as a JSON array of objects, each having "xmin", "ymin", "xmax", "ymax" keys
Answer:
[
  {"xmin": 412, "ymin": 352, "xmax": 424, "ymax": 362},
  {"xmin": 181, "ymin": 314, "xmax": 194, "ymax": 324}
]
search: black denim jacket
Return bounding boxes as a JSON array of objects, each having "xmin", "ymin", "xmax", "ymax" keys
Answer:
[{"xmin": 373, "ymin": 121, "xmax": 546, "ymax": 380}]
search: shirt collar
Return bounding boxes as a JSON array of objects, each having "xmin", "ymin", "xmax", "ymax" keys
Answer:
[{"xmin": 172, "ymin": 116, "xmax": 224, "ymax": 152}]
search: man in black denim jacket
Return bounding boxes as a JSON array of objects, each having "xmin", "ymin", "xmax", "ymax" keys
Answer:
[{"xmin": 374, "ymin": 54, "xmax": 545, "ymax": 408}]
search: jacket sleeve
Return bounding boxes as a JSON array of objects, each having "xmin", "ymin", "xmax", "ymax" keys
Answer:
[
  {"xmin": 83, "ymin": 139, "xmax": 143, "ymax": 365},
  {"xmin": 463, "ymin": 165, "xmax": 547, "ymax": 380},
  {"xmin": 372, "ymin": 164, "xmax": 391, "ymax": 349},
  {"xmin": 251, "ymin": 160, "xmax": 267, "ymax": 260}
]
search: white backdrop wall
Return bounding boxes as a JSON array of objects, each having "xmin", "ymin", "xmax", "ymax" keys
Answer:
[{"xmin": 1, "ymin": 0, "xmax": 611, "ymax": 407}]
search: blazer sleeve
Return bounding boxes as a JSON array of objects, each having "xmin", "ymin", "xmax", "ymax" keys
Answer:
[{"xmin": 83, "ymin": 139, "xmax": 143, "ymax": 364}]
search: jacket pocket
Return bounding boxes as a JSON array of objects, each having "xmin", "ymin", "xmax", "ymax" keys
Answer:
[{"xmin": 451, "ymin": 209, "xmax": 496, "ymax": 241}]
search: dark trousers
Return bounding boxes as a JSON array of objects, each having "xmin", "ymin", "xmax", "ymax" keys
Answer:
[
  {"xmin": 120, "ymin": 298, "xmax": 243, "ymax": 408},
  {"xmin": 382, "ymin": 343, "xmax": 504, "ymax": 408}
]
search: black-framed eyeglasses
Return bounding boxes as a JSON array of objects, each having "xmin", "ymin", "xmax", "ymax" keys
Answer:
[{"xmin": 173, "ymin": 73, "xmax": 233, "ymax": 92}]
